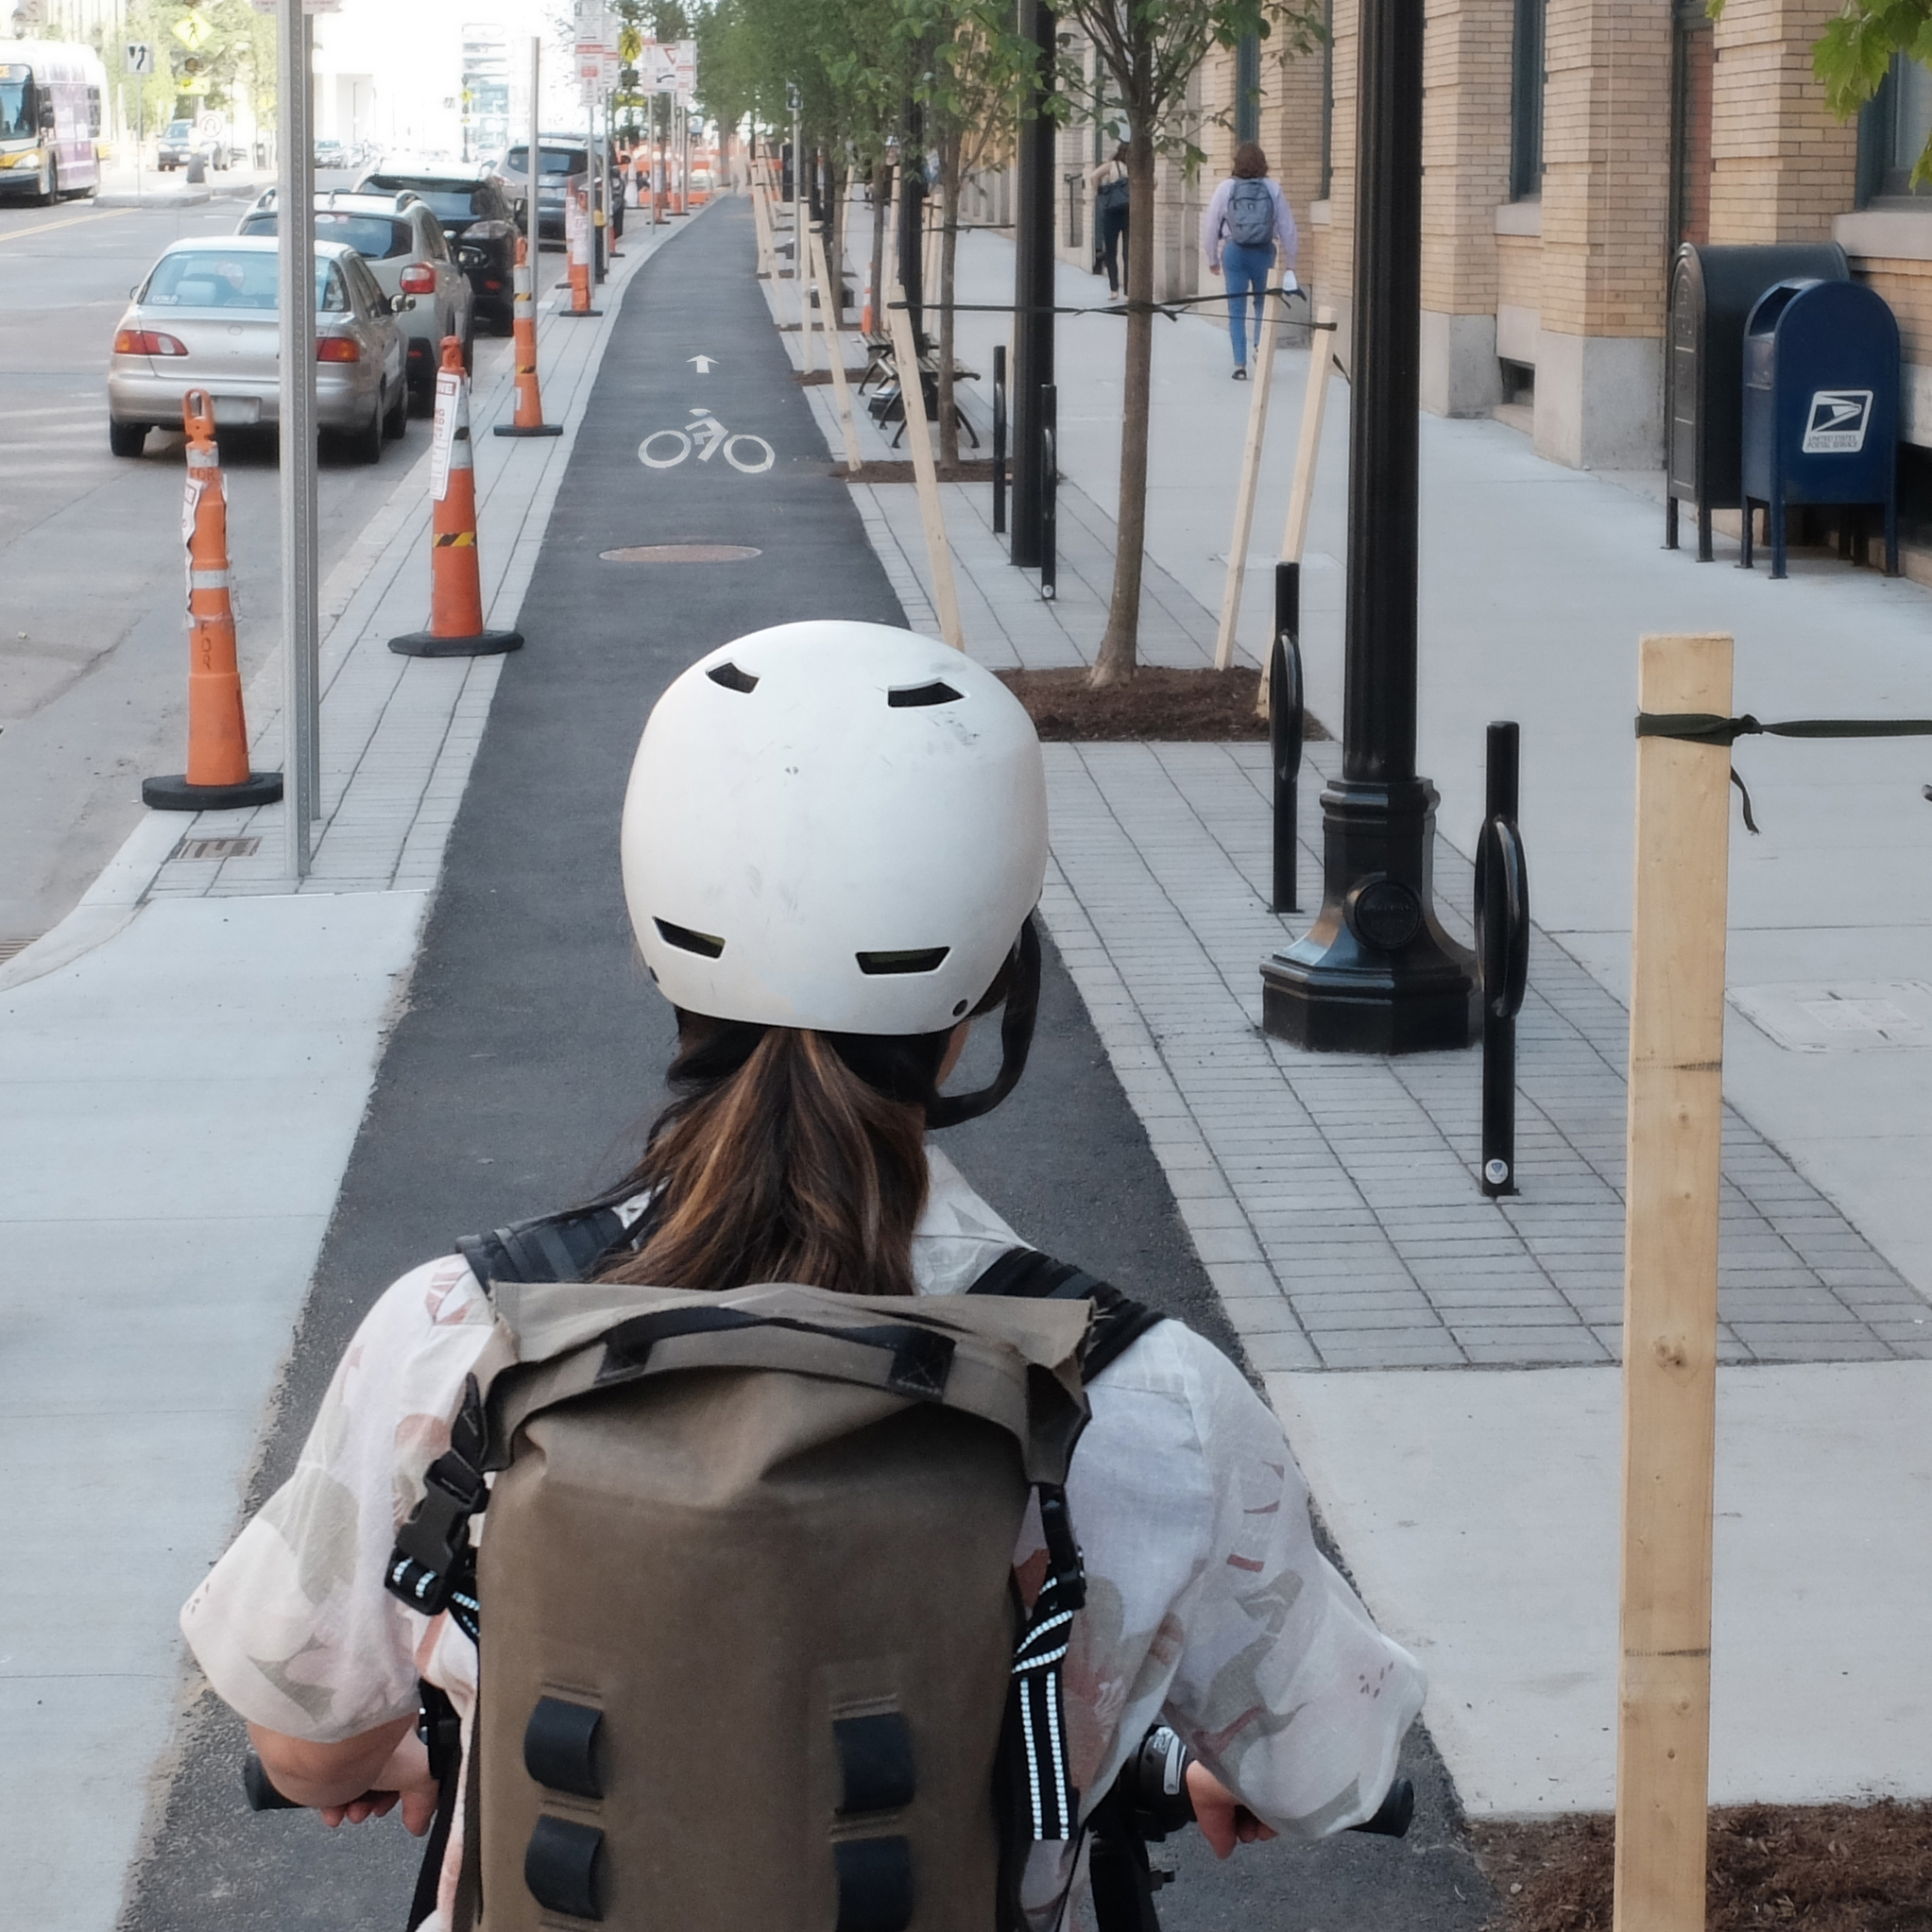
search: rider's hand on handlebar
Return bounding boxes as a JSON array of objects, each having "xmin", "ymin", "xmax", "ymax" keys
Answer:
[
  {"xmin": 319, "ymin": 1731, "xmax": 437, "ymax": 1835},
  {"xmin": 1184, "ymin": 1761, "xmax": 1275, "ymax": 1860}
]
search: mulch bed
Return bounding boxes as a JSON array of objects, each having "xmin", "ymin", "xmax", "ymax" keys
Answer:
[
  {"xmin": 1473, "ymin": 1804, "xmax": 1932, "ymax": 1931},
  {"xmin": 839, "ymin": 458, "xmax": 1000, "ymax": 484},
  {"xmin": 997, "ymin": 665, "xmax": 1328, "ymax": 743}
]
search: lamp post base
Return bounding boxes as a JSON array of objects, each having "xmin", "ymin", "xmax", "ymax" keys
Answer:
[{"xmin": 1260, "ymin": 776, "xmax": 1479, "ymax": 1053}]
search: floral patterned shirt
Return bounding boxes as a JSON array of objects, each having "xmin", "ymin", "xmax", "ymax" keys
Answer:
[{"xmin": 181, "ymin": 1149, "xmax": 1424, "ymax": 1928}]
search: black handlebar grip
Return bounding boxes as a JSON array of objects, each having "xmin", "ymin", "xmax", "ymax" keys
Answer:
[
  {"xmin": 242, "ymin": 1751, "xmax": 299, "ymax": 1811},
  {"xmin": 1348, "ymin": 1776, "xmax": 1415, "ymax": 1838}
]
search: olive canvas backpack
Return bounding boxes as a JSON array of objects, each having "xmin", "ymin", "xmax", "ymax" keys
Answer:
[{"xmin": 385, "ymin": 1203, "xmax": 1163, "ymax": 1932}]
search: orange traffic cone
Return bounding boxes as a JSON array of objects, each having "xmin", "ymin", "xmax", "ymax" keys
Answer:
[
  {"xmin": 560, "ymin": 182, "xmax": 601, "ymax": 318},
  {"xmin": 492, "ymin": 237, "xmax": 562, "ymax": 440},
  {"xmin": 389, "ymin": 339, "xmax": 523, "ymax": 659},
  {"xmin": 143, "ymin": 390, "xmax": 282, "ymax": 811}
]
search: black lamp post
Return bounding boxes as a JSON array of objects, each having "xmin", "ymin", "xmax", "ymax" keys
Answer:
[
  {"xmin": 1259, "ymin": 0, "xmax": 1477, "ymax": 1053},
  {"xmin": 1011, "ymin": 0, "xmax": 1055, "ymax": 569},
  {"xmin": 898, "ymin": 98, "xmax": 927, "ymax": 346}
]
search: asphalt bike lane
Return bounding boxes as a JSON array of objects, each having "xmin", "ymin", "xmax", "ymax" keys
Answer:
[{"xmin": 118, "ymin": 198, "xmax": 1488, "ymax": 1932}]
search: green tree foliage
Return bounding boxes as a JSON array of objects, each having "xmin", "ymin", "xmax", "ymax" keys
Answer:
[{"xmin": 115, "ymin": 0, "xmax": 275, "ymax": 133}]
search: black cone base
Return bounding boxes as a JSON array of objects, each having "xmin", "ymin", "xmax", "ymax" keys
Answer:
[
  {"xmin": 555, "ymin": 308, "xmax": 602, "ymax": 318},
  {"xmin": 143, "ymin": 770, "xmax": 284, "ymax": 812},
  {"xmin": 493, "ymin": 422, "xmax": 564, "ymax": 437},
  {"xmin": 1260, "ymin": 777, "xmax": 1479, "ymax": 1054},
  {"xmin": 388, "ymin": 627, "xmax": 523, "ymax": 659}
]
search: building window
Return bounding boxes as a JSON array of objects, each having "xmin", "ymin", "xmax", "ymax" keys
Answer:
[
  {"xmin": 1858, "ymin": 55, "xmax": 1932, "ymax": 204},
  {"xmin": 1510, "ymin": 0, "xmax": 1545, "ymax": 200},
  {"xmin": 1235, "ymin": 31, "xmax": 1260, "ymax": 145}
]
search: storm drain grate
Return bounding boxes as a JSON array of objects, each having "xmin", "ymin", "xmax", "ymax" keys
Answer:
[{"xmin": 175, "ymin": 835, "xmax": 262, "ymax": 863}]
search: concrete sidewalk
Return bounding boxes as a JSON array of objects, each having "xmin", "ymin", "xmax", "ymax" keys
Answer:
[
  {"xmin": 0, "ymin": 208, "xmax": 703, "ymax": 1932},
  {"xmin": 809, "ymin": 217, "xmax": 1932, "ymax": 1815}
]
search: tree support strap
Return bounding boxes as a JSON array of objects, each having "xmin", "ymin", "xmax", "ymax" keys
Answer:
[{"xmin": 1634, "ymin": 710, "xmax": 1932, "ymax": 833}]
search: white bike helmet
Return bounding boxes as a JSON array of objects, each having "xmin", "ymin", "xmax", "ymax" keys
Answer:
[{"xmin": 622, "ymin": 621, "xmax": 1049, "ymax": 1120}]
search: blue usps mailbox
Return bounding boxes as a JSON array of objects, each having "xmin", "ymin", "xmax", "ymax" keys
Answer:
[{"xmin": 1740, "ymin": 277, "xmax": 1899, "ymax": 579}]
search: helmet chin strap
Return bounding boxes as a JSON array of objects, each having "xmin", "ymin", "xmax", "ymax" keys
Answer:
[{"xmin": 924, "ymin": 915, "xmax": 1042, "ymax": 1129}]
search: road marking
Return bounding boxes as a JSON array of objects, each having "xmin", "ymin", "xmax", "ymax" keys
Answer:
[
  {"xmin": 0, "ymin": 207, "xmax": 138, "ymax": 246},
  {"xmin": 688, "ymin": 354, "xmax": 717, "ymax": 373},
  {"xmin": 638, "ymin": 411, "xmax": 775, "ymax": 474}
]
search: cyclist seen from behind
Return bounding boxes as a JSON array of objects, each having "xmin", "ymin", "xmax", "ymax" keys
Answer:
[{"xmin": 180, "ymin": 622, "xmax": 1424, "ymax": 1932}]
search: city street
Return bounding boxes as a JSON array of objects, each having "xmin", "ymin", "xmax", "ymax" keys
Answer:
[
  {"xmin": 0, "ymin": 183, "xmax": 457, "ymax": 949},
  {"xmin": 6, "ymin": 0, "xmax": 1932, "ymax": 1926}
]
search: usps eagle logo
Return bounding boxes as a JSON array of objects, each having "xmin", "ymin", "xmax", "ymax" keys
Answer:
[{"xmin": 1800, "ymin": 390, "xmax": 1872, "ymax": 454}]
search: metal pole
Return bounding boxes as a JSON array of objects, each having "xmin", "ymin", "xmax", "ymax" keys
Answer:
[
  {"xmin": 525, "ymin": 36, "xmax": 539, "ymax": 266},
  {"xmin": 992, "ymin": 342, "xmax": 1007, "ymax": 536},
  {"xmin": 896, "ymin": 99, "xmax": 924, "ymax": 345},
  {"xmin": 1010, "ymin": 0, "xmax": 1054, "ymax": 569},
  {"xmin": 1258, "ymin": 0, "xmax": 1476, "ymax": 1052},
  {"xmin": 1270, "ymin": 561, "xmax": 1304, "ymax": 915},
  {"xmin": 277, "ymin": 0, "xmax": 317, "ymax": 880}
]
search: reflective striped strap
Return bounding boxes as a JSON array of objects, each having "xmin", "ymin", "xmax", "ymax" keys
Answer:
[
  {"xmin": 1009, "ymin": 1479, "xmax": 1085, "ymax": 1841},
  {"xmin": 188, "ymin": 569, "xmax": 231, "ymax": 590}
]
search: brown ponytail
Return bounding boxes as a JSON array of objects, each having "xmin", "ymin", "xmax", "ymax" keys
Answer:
[{"xmin": 601, "ymin": 1018, "xmax": 946, "ymax": 1298}]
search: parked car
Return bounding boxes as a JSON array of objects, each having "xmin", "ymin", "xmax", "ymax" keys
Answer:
[
  {"xmin": 237, "ymin": 188, "xmax": 471, "ymax": 412},
  {"xmin": 157, "ymin": 117, "xmax": 218, "ymax": 171},
  {"xmin": 356, "ymin": 162, "xmax": 518, "ymax": 333},
  {"xmin": 492, "ymin": 137, "xmax": 589, "ymax": 242},
  {"xmin": 313, "ymin": 137, "xmax": 350, "ymax": 170},
  {"xmin": 107, "ymin": 235, "xmax": 407, "ymax": 462}
]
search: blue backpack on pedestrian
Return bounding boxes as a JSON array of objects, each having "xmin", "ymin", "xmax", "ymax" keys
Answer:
[{"xmin": 1225, "ymin": 179, "xmax": 1274, "ymax": 248}]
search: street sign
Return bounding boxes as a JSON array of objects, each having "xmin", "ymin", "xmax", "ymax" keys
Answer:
[
  {"xmin": 173, "ymin": 11, "xmax": 214, "ymax": 51},
  {"xmin": 125, "ymin": 41, "xmax": 156, "ymax": 76}
]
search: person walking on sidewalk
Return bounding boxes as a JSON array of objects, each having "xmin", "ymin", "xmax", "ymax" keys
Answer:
[
  {"xmin": 1086, "ymin": 143, "xmax": 1132, "ymax": 300},
  {"xmin": 1202, "ymin": 142, "xmax": 1298, "ymax": 379},
  {"xmin": 179, "ymin": 623, "xmax": 1422, "ymax": 1932}
]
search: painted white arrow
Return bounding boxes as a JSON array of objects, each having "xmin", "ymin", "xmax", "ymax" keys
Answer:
[{"xmin": 688, "ymin": 355, "xmax": 717, "ymax": 373}]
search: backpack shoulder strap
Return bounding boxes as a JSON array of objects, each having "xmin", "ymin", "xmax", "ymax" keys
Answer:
[
  {"xmin": 966, "ymin": 1245, "xmax": 1165, "ymax": 1379},
  {"xmin": 453, "ymin": 1188, "xmax": 656, "ymax": 1291}
]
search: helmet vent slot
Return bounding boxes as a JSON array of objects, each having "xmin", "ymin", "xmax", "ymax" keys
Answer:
[
  {"xmin": 655, "ymin": 918, "xmax": 726, "ymax": 958},
  {"xmin": 707, "ymin": 661, "xmax": 760, "ymax": 693},
  {"xmin": 886, "ymin": 680, "xmax": 963, "ymax": 709},
  {"xmin": 856, "ymin": 948, "xmax": 950, "ymax": 976}
]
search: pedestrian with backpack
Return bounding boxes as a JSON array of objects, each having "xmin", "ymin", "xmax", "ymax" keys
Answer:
[
  {"xmin": 1086, "ymin": 145, "xmax": 1131, "ymax": 301},
  {"xmin": 180, "ymin": 621, "xmax": 1423, "ymax": 1932},
  {"xmin": 1202, "ymin": 142, "xmax": 1298, "ymax": 379}
]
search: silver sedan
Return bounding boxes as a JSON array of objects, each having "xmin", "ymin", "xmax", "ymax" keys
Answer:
[{"xmin": 107, "ymin": 235, "xmax": 409, "ymax": 462}]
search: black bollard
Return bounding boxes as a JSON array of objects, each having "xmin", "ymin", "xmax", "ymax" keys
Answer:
[
  {"xmin": 1474, "ymin": 721, "xmax": 1530, "ymax": 1197},
  {"xmin": 1040, "ymin": 384, "xmax": 1057, "ymax": 602},
  {"xmin": 1270, "ymin": 561, "xmax": 1305, "ymax": 915},
  {"xmin": 993, "ymin": 344, "xmax": 1008, "ymax": 538}
]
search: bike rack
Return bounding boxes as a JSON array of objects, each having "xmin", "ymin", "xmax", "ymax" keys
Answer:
[
  {"xmin": 992, "ymin": 345, "xmax": 1008, "ymax": 539},
  {"xmin": 1039, "ymin": 382, "xmax": 1057, "ymax": 602},
  {"xmin": 1475, "ymin": 720, "xmax": 1530, "ymax": 1197},
  {"xmin": 1269, "ymin": 561, "xmax": 1305, "ymax": 915}
]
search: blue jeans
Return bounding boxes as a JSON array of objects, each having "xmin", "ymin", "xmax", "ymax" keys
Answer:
[{"xmin": 1222, "ymin": 242, "xmax": 1274, "ymax": 366}]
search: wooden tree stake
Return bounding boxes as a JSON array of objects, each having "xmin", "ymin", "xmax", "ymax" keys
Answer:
[
  {"xmin": 886, "ymin": 299, "xmax": 965, "ymax": 651},
  {"xmin": 812, "ymin": 227, "xmax": 863, "ymax": 474},
  {"xmin": 1213, "ymin": 281, "xmax": 1285, "ymax": 671},
  {"xmin": 1280, "ymin": 303, "xmax": 1338, "ymax": 567},
  {"xmin": 1615, "ymin": 630, "xmax": 1735, "ymax": 1932}
]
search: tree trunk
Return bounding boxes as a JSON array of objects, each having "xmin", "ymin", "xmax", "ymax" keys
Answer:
[
  {"xmin": 1091, "ymin": 134, "xmax": 1156, "ymax": 687},
  {"xmin": 870, "ymin": 159, "xmax": 891, "ymax": 329},
  {"xmin": 938, "ymin": 132, "xmax": 962, "ymax": 470},
  {"xmin": 827, "ymin": 154, "xmax": 846, "ymax": 333}
]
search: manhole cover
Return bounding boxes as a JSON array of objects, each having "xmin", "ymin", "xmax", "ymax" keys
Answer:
[{"xmin": 600, "ymin": 543, "xmax": 762, "ymax": 563}]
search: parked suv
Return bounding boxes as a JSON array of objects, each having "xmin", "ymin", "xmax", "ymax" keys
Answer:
[
  {"xmin": 238, "ymin": 187, "xmax": 471, "ymax": 412},
  {"xmin": 492, "ymin": 137, "xmax": 589, "ymax": 243},
  {"xmin": 356, "ymin": 162, "xmax": 518, "ymax": 333}
]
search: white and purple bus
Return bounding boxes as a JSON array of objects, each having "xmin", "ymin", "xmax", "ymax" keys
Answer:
[{"xmin": 0, "ymin": 41, "xmax": 106, "ymax": 206}]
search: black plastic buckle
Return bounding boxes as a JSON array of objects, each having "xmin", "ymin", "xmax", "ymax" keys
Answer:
[{"xmin": 1036, "ymin": 1483, "xmax": 1086, "ymax": 1611}]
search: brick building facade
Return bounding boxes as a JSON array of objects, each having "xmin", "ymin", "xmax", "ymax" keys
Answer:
[{"xmin": 1029, "ymin": 2, "xmax": 1932, "ymax": 479}]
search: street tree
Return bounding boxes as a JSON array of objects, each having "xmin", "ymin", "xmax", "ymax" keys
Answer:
[
  {"xmin": 1794, "ymin": 0, "xmax": 1932, "ymax": 180},
  {"xmin": 1055, "ymin": 0, "xmax": 1320, "ymax": 686},
  {"xmin": 895, "ymin": 0, "xmax": 1034, "ymax": 466}
]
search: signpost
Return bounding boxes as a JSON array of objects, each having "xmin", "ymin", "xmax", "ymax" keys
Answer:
[{"xmin": 124, "ymin": 42, "xmax": 153, "ymax": 197}]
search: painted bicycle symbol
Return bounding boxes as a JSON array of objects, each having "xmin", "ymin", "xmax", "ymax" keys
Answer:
[{"xmin": 639, "ymin": 409, "xmax": 776, "ymax": 474}]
